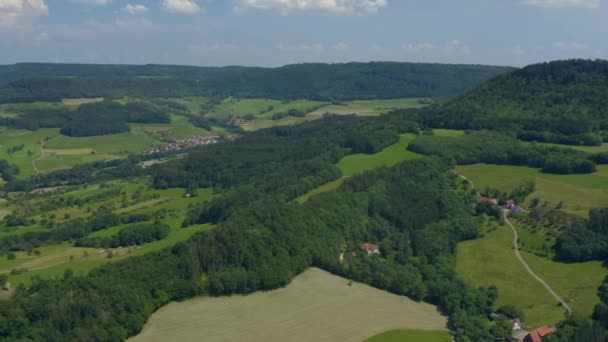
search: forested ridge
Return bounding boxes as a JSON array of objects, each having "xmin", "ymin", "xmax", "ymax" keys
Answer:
[
  {"xmin": 0, "ymin": 62, "xmax": 512, "ymax": 102},
  {"xmin": 423, "ymin": 59, "xmax": 608, "ymax": 145}
]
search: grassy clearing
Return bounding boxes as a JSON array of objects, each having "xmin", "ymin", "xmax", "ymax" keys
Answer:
[
  {"xmin": 308, "ymin": 98, "xmax": 428, "ymax": 118},
  {"xmin": 130, "ymin": 268, "xmax": 447, "ymax": 342},
  {"xmin": 338, "ymin": 134, "xmax": 422, "ymax": 177},
  {"xmin": 296, "ymin": 134, "xmax": 423, "ymax": 203},
  {"xmin": 365, "ymin": 330, "xmax": 451, "ymax": 342},
  {"xmin": 456, "ymin": 223, "xmax": 566, "ymax": 328},
  {"xmin": 433, "ymin": 129, "xmax": 465, "ymax": 137},
  {"xmin": 454, "ymin": 164, "xmax": 608, "ymax": 217},
  {"xmin": 208, "ymin": 98, "xmax": 328, "ymax": 119},
  {"xmin": 61, "ymin": 98, "xmax": 104, "ymax": 106},
  {"xmin": 537, "ymin": 142, "xmax": 608, "ymax": 154}
]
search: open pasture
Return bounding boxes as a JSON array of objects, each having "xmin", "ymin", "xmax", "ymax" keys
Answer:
[
  {"xmin": 308, "ymin": 98, "xmax": 428, "ymax": 118},
  {"xmin": 296, "ymin": 134, "xmax": 423, "ymax": 203},
  {"xmin": 365, "ymin": 330, "xmax": 451, "ymax": 342},
  {"xmin": 130, "ymin": 268, "xmax": 447, "ymax": 342},
  {"xmin": 456, "ymin": 221, "xmax": 606, "ymax": 328},
  {"xmin": 454, "ymin": 164, "xmax": 608, "ymax": 217},
  {"xmin": 338, "ymin": 133, "xmax": 422, "ymax": 177},
  {"xmin": 456, "ymin": 223, "xmax": 568, "ymax": 328}
]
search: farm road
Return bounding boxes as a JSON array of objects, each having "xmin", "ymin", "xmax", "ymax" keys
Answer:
[
  {"xmin": 503, "ymin": 212, "xmax": 572, "ymax": 316},
  {"xmin": 456, "ymin": 170, "xmax": 572, "ymax": 316}
]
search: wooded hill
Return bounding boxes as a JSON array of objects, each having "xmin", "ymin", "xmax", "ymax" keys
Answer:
[
  {"xmin": 423, "ymin": 59, "xmax": 608, "ymax": 145},
  {"xmin": 0, "ymin": 62, "xmax": 512, "ymax": 103}
]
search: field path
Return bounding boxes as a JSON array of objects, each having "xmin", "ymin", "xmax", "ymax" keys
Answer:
[
  {"xmin": 456, "ymin": 170, "xmax": 572, "ymax": 316},
  {"xmin": 503, "ymin": 212, "xmax": 572, "ymax": 316}
]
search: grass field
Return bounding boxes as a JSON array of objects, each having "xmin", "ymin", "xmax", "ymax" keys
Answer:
[
  {"xmin": 61, "ymin": 98, "xmax": 104, "ymax": 106},
  {"xmin": 456, "ymin": 222, "xmax": 606, "ymax": 328},
  {"xmin": 365, "ymin": 330, "xmax": 451, "ymax": 342},
  {"xmin": 45, "ymin": 131, "xmax": 159, "ymax": 155},
  {"xmin": 454, "ymin": 164, "xmax": 608, "ymax": 216},
  {"xmin": 338, "ymin": 134, "xmax": 422, "ymax": 177},
  {"xmin": 130, "ymin": 268, "xmax": 447, "ymax": 342},
  {"xmin": 295, "ymin": 134, "xmax": 423, "ymax": 203},
  {"xmin": 537, "ymin": 142, "xmax": 608, "ymax": 154},
  {"xmin": 308, "ymin": 98, "xmax": 428, "ymax": 118}
]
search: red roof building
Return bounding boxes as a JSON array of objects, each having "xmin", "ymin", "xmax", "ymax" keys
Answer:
[
  {"xmin": 361, "ymin": 243, "xmax": 380, "ymax": 255},
  {"xmin": 524, "ymin": 326, "xmax": 553, "ymax": 342},
  {"xmin": 477, "ymin": 196, "xmax": 498, "ymax": 205}
]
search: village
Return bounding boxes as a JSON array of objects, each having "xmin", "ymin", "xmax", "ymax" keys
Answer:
[{"xmin": 146, "ymin": 135, "xmax": 219, "ymax": 154}]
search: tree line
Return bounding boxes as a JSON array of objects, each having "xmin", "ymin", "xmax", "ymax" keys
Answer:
[{"xmin": 408, "ymin": 130, "xmax": 597, "ymax": 174}]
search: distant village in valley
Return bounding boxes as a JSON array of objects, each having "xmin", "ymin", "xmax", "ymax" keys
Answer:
[{"xmin": 146, "ymin": 135, "xmax": 220, "ymax": 154}]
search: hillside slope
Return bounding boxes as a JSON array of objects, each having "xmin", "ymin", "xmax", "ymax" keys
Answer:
[
  {"xmin": 423, "ymin": 59, "xmax": 608, "ymax": 144},
  {"xmin": 0, "ymin": 62, "xmax": 512, "ymax": 102}
]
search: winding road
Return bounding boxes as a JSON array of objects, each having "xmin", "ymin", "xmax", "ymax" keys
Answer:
[
  {"xmin": 456, "ymin": 171, "xmax": 572, "ymax": 316},
  {"xmin": 503, "ymin": 212, "xmax": 572, "ymax": 315}
]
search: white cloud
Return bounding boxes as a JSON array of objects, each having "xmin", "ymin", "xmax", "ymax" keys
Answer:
[
  {"xmin": 162, "ymin": 0, "xmax": 201, "ymax": 14},
  {"xmin": 553, "ymin": 41, "xmax": 589, "ymax": 49},
  {"xmin": 70, "ymin": 0, "xmax": 111, "ymax": 5},
  {"xmin": 234, "ymin": 0, "xmax": 387, "ymax": 14},
  {"xmin": 0, "ymin": 0, "xmax": 48, "ymax": 30},
  {"xmin": 124, "ymin": 4, "xmax": 148, "ymax": 15},
  {"xmin": 522, "ymin": 0, "xmax": 600, "ymax": 8}
]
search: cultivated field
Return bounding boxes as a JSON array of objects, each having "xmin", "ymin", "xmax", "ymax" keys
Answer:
[
  {"xmin": 308, "ymin": 98, "xmax": 428, "ymax": 118},
  {"xmin": 61, "ymin": 97, "xmax": 104, "ymax": 106},
  {"xmin": 130, "ymin": 268, "xmax": 448, "ymax": 342},
  {"xmin": 366, "ymin": 330, "xmax": 451, "ymax": 342},
  {"xmin": 456, "ymin": 221, "xmax": 606, "ymax": 328},
  {"xmin": 455, "ymin": 164, "xmax": 608, "ymax": 217}
]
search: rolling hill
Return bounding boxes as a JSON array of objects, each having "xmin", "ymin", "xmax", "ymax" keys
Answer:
[
  {"xmin": 423, "ymin": 59, "xmax": 608, "ymax": 145},
  {"xmin": 0, "ymin": 62, "xmax": 512, "ymax": 103}
]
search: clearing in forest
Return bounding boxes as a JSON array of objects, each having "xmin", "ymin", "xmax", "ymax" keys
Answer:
[{"xmin": 130, "ymin": 268, "xmax": 448, "ymax": 342}]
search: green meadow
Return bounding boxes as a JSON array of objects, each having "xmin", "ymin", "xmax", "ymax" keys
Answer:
[
  {"xmin": 456, "ymin": 221, "xmax": 606, "ymax": 329},
  {"xmin": 296, "ymin": 134, "xmax": 423, "ymax": 203},
  {"xmin": 454, "ymin": 164, "xmax": 608, "ymax": 216},
  {"xmin": 366, "ymin": 330, "xmax": 451, "ymax": 342}
]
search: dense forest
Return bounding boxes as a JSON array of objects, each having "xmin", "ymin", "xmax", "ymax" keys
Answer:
[
  {"xmin": 0, "ymin": 62, "xmax": 512, "ymax": 103},
  {"xmin": 408, "ymin": 131, "xmax": 597, "ymax": 174},
  {"xmin": 423, "ymin": 59, "xmax": 608, "ymax": 145},
  {"xmin": 4, "ymin": 101, "xmax": 170, "ymax": 136}
]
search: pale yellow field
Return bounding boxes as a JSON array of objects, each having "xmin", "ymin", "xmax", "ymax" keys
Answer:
[
  {"xmin": 61, "ymin": 97, "xmax": 104, "ymax": 106},
  {"xmin": 131, "ymin": 268, "xmax": 447, "ymax": 342}
]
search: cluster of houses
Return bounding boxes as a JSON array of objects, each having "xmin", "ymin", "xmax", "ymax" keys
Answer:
[
  {"xmin": 146, "ymin": 135, "xmax": 219, "ymax": 154},
  {"xmin": 477, "ymin": 196, "xmax": 523, "ymax": 213}
]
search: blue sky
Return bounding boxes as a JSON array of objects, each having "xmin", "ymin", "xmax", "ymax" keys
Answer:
[{"xmin": 0, "ymin": 0, "xmax": 606, "ymax": 67}]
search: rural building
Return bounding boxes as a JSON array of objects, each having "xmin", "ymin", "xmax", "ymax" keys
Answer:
[
  {"xmin": 523, "ymin": 326, "xmax": 554, "ymax": 342},
  {"xmin": 361, "ymin": 243, "xmax": 380, "ymax": 255},
  {"xmin": 477, "ymin": 196, "xmax": 498, "ymax": 205},
  {"xmin": 502, "ymin": 199, "xmax": 523, "ymax": 213}
]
